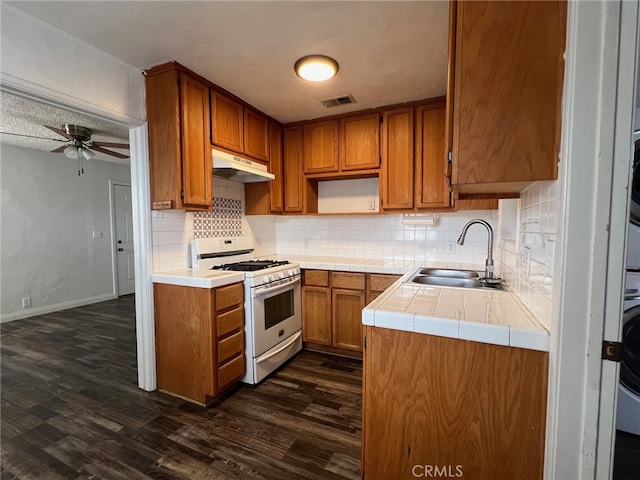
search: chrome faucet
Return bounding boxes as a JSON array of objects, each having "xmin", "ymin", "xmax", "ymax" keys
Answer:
[{"xmin": 457, "ymin": 219, "xmax": 501, "ymax": 283}]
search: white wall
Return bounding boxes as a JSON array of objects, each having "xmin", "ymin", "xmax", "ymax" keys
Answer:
[
  {"xmin": 0, "ymin": 144, "xmax": 131, "ymax": 321},
  {"xmin": 0, "ymin": 4, "xmax": 145, "ymax": 124}
]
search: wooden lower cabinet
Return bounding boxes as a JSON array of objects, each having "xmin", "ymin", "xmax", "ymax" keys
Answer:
[
  {"xmin": 332, "ymin": 288, "xmax": 365, "ymax": 351},
  {"xmin": 302, "ymin": 270, "xmax": 400, "ymax": 354},
  {"xmin": 363, "ymin": 326, "xmax": 548, "ymax": 480},
  {"xmin": 302, "ymin": 286, "xmax": 331, "ymax": 345},
  {"xmin": 154, "ymin": 282, "xmax": 245, "ymax": 405},
  {"xmin": 366, "ymin": 273, "xmax": 401, "ymax": 304}
]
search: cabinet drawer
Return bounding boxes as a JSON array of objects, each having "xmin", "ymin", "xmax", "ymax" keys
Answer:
[
  {"xmin": 216, "ymin": 306, "xmax": 244, "ymax": 338},
  {"xmin": 331, "ymin": 272, "xmax": 365, "ymax": 290},
  {"xmin": 218, "ymin": 331, "xmax": 244, "ymax": 364},
  {"xmin": 368, "ymin": 274, "xmax": 401, "ymax": 293},
  {"xmin": 218, "ymin": 354, "xmax": 245, "ymax": 390},
  {"xmin": 216, "ymin": 283, "xmax": 244, "ymax": 312},
  {"xmin": 304, "ymin": 270, "xmax": 329, "ymax": 287}
]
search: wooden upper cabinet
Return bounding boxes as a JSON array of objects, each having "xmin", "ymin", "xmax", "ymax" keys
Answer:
[
  {"xmin": 244, "ymin": 108, "xmax": 269, "ymax": 163},
  {"xmin": 180, "ymin": 74, "xmax": 212, "ymax": 208},
  {"xmin": 211, "ymin": 91, "xmax": 244, "ymax": 153},
  {"xmin": 303, "ymin": 120, "xmax": 339, "ymax": 174},
  {"xmin": 144, "ymin": 64, "xmax": 212, "ymax": 211},
  {"xmin": 269, "ymin": 122, "xmax": 284, "ymax": 213},
  {"xmin": 415, "ymin": 102, "xmax": 449, "ymax": 209},
  {"xmin": 451, "ymin": 0, "xmax": 567, "ymax": 194},
  {"xmin": 380, "ymin": 108, "xmax": 415, "ymax": 211},
  {"xmin": 283, "ymin": 126, "xmax": 304, "ymax": 212},
  {"xmin": 339, "ymin": 113, "xmax": 381, "ymax": 171}
]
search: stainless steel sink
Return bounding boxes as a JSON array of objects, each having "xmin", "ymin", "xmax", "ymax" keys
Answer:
[
  {"xmin": 417, "ymin": 268, "xmax": 479, "ymax": 279},
  {"xmin": 409, "ymin": 273, "xmax": 505, "ymax": 291},
  {"xmin": 412, "ymin": 276, "xmax": 483, "ymax": 288}
]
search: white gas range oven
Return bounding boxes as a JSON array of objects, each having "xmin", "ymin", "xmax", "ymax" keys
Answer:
[{"xmin": 191, "ymin": 237, "xmax": 302, "ymax": 384}]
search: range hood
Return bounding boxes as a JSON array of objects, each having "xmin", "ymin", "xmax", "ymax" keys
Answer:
[{"xmin": 212, "ymin": 148, "xmax": 275, "ymax": 183}]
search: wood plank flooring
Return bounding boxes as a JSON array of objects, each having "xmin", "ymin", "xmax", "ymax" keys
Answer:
[{"xmin": 1, "ymin": 296, "xmax": 362, "ymax": 480}]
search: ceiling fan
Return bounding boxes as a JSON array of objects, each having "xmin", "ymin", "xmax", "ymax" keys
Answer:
[
  {"xmin": 45, "ymin": 124, "xmax": 129, "ymax": 175},
  {"xmin": 1, "ymin": 124, "xmax": 129, "ymax": 175}
]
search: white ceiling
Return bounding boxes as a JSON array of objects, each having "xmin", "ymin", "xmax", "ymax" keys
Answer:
[
  {"xmin": 0, "ymin": 91, "xmax": 131, "ymax": 164},
  {"xmin": 7, "ymin": 1, "xmax": 450, "ymax": 123}
]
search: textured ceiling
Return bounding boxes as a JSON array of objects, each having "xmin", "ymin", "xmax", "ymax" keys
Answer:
[
  {"xmin": 7, "ymin": 1, "xmax": 449, "ymax": 123},
  {"xmin": 0, "ymin": 91, "xmax": 131, "ymax": 164}
]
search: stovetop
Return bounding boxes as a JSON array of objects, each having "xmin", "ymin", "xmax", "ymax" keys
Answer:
[{"xmin": 211, "ymin": 260, "xmax": 290, "ymax": 272}]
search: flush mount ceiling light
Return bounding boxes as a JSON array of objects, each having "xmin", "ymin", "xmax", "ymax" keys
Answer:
[{"xmin": 294, "ymin": 55, "xmax": 339, "ymax": 82}]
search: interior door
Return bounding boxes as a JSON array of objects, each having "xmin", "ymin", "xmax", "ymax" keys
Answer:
[{"xmin": 114, "ymin": 183, "xmax": 135, "ymax": 296}]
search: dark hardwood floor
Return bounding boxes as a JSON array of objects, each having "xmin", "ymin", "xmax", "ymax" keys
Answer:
[{"xmin": 1, "ymin": 296, "xmax": 362, "ymax": 480}]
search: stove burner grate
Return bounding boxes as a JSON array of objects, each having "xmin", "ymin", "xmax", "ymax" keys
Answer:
[{"xmin": 211, "ymin": 260, "xmax": 290, "ymax": 272}]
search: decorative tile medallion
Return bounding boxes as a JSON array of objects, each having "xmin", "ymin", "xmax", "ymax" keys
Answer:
[{"xmin": 193, "ymin": 197, "xmax": 242, "ymax": 239}]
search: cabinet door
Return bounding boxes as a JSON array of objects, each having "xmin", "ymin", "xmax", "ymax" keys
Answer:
[
  {"xmin": 415, "ymin": 103, "xmax": 449, "ymax": 208},
  {"xmin": 211, "ymin": 91, "xmax": 244, "ymax": 153},
  {"xmin": 380, "ymin": 108, "xmax": 415, "ymax": 211},
  {"xmin": 332, "ymin": 288, "xmax": 365, "ymax": 351},
  {"xmin": 452, "ymin": 1, "xmax": 566, "ymax": 190},
  {"xmin": 340, "ymin": 113, "xmax": 380, "ymax": 171},
  {"xmin": 244, "ymin": 108, "xmax": 269, "ymax": 162},
  {"xmin": 283, "ymin": 126, "xmax": 304, "ymax": 213},
  {"xmin": 154, "ymin": 284, "xmax": 214, "ymax": 403},
  {"xmin": 303, "ymin": 120, "xmax": 339, "ymax": 173},
  {"xmin": 269, "ymin": 122, "xmax": 284, "ymax": 213},
  {"xmin": 180, "ymin": 73, "xmax": 212, "ymax": 208},
  {"xmin": 302, "ymin": 286, "xmax": 331, "ymax": 345}
]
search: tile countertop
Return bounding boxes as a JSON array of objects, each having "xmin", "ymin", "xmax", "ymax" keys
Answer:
[
  {"xmin": 363, "ymin": 270, "xmax": 550, "ymax": 352},
  {"xmin": 282, "ymin": 255, "xmax": 548, "ymax": 352},
  {"xmin": 151, "ymin": 269, "xmax": 245, "ymax": 289}
]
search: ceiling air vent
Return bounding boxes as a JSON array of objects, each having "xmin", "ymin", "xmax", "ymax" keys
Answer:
[{"xmin": 319, "ymin": 94, "xmax": 357, "ymax": 108}]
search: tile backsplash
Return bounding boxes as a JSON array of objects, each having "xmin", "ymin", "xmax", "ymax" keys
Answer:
[
  {"xmin": 495, "ymin": 181, "xmax": 558, "ymax": 328},
  {"xmin": 274, "ymin": 212, "xmax": 498, "ymax": 265}
]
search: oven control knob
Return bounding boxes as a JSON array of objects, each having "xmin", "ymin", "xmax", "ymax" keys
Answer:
[
  {"xmin": 262, "ymin": 275, "xmax": 270, "ymax": 284},
  {"xmin": 288, "ymin": 269, "xmax": 294, "ymax": 276},
  {"xmin": 269, "ymin": 274, "xmax": 275, "ymax": 282},
  {"xmin": 278, "ymin": 272, "xmax": 285, "ymax": 279}
]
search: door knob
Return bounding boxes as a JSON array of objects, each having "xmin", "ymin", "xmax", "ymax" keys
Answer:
[{"xmin": 118, "ymin": 248, "xmax": 124, "ymax": 252}]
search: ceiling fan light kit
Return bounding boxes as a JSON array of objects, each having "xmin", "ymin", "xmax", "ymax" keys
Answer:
[
  {"xmin": 1, "ymin": 123, "xmax": 130, "ymax": 176},
  {"xmin": 294, "ymin": 55, "xmax": 339, "ymax": 82}
]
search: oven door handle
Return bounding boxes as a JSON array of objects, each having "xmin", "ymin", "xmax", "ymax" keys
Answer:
[
  {"xmin": 256, "ymin": 331, "xmax": 302, "ymax": 364},
  {"xmin": 253, "ymin": 277, "xmax": 300, "ymax": 298}
]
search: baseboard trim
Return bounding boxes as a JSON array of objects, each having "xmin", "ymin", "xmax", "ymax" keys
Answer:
[{"xmin": 0, "ymin": 294, "xmax": 118, "ymax": 323}]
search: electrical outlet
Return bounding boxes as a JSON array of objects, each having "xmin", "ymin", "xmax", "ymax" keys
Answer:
[
  {"xmin": 304, "ymin": 238, "xmax": 310, "ymax": 248},
  {"xmin": 22, "ymin": 297, "xmax": 31, "ymax": 308},
  {"xmin": 368, "ymin": 199, "xmax": 376, "ymax": 210},
  {"xmin": 92, "ymin": 230, "xmax": 103, "ymax": 239},
  {"xmin": 446, "ymin": 242, "xmax": 456, "ymax": 253}
]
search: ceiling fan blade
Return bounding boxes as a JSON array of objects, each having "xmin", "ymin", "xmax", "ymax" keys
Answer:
[
  {"xmin": 91, "ymin": 141, "xmax": 129, "ymax": 149},
  {"xmin": 44, "ymin": 125, "xmax": 72, "ymax": 140},
  {"xmin": 89, "ymin": 145, "xmax": 129, "ymax": 159},
  {"xmin": 0, "ymin": 131, "xmax": 66, "ymax": 142},
  {"xmin": 51, "ymin": 145, "xmax": 68, "ymax": 153}
]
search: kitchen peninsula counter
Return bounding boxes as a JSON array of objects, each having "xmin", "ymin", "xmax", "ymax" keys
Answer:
[{"xmin": 280, "ymin": 255, "xmax": 549, "ymax": 352}]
